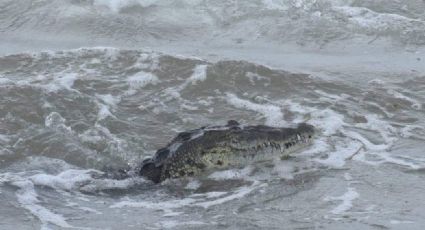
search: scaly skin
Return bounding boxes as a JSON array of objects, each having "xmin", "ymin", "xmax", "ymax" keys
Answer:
[{"xmin": 140, "ymin": 120, "xmax": 315, "ymax": 183}]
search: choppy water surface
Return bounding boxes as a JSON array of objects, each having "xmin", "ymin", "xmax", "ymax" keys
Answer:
[{"xmin": 1, "ymin": 0, "xmax": 425, "ymax": 230}]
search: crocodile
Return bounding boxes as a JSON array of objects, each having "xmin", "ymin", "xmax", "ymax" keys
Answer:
[{"xmin": 139, "ymin": 120, "xmax": 315, "ymax": 183}]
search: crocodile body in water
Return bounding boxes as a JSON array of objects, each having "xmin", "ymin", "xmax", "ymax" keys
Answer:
[{"xmin": 139, "ymin": 120, "xmax": 315, "ymax": 183}]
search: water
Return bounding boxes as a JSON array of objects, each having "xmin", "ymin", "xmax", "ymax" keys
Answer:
[{"xmin": 0, "ymin": 0, "xmax": 425, "ymax": 229}]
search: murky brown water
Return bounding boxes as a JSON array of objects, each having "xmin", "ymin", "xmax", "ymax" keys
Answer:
[{"xmin": 1, "ymin": 0, "xmax": 425, "ymax": 229}]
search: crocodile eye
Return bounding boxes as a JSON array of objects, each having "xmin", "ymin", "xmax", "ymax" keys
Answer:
[
  {"xmin": 177, "ymin": 132, "xmax": 192, "ymax": 141},
  {"xmin": 227, "ymin": 120, "xmax": 240, "ymax": 126},
  {"xmin": 142, "ymin": 158, "xmax": 152, "ymax": 164},
  {"xmin": 230, "ymin": 126, "xmax": 241, "ymax": 130},
  {"xmin": 155, "ymin": 148, "xmax": 170, "ymax": 161}
]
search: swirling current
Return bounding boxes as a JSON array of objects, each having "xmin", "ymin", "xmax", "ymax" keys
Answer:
[{"xmin": 1, "ymin": 0, "xmax": 425, "ymax": 229}]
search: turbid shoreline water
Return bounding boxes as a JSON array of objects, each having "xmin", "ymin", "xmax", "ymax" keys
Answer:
[{"xmin": 1, "ymin": 0, "xmax": 425, "ymax": 229}]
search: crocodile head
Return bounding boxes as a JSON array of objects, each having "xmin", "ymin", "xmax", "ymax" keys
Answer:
[{"xmin": 140, "ymin": 120, "xmax": 315, "ymax": 183}]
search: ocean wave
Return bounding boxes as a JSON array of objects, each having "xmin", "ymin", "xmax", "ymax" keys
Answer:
[
  {"xmin": 1, "ymin": 0, "xmax": 424, "ymax": 47},
  {"xmin": 0, "ymin": 47, "xmax": 424, "ymax": 229}
]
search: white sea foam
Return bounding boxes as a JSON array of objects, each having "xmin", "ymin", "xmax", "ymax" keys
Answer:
[
  {"xmin": 156, "ymin": 220, "xmax": 207, "ymax": 229},
  {"xmin": 202, "ymin": 191, "xmax": 229, "ymax": 199},
  {"xmin": 194, "ymin": 181, "xmax": 266, "ymax": 209},
  {"xmin": 93, "ymin": 0, "xmax": 159, "ymax": 13},
  {"xmin": 283, "ymin": 100, "xmax": 347, "ymax": 136},
  {"xmin": 186, "ymin": 64, "xmax": 208, "ymax": 85},
  {"xmin": 3, "ymin": 175, "xmax": 73, "ymax": 229},
  {"xmin": 225, "ymin": 93, "xmax": 285, "ymax": 126},
  {"xmin": 245, "ymin": 72, "xmax": 270, "ymax": 86},
  {"xmin": 0, "ymin": 134, "xmax": 10, "ymax": 143},
  {"xmin": 185, "ymin": 180, "xmax": 201, "ymax": 190},
  {"xmin": 96, "ymin": 94, "xmax": 121, "ymax": 108},
  {"xmin": 374, "ymin": 152, "xmax": 424, "ymax": 170},
  {"xmin": 208, "ymin": 166, "xmax": 253, "ymax": 180},
  {"xmin": 351, "ymin": 151, "xmax": 384, "ymax": 166},
  {"xmin": 314, "ymin": 89, "xmax": 350, "ymax": 102},
  {"xmin": 282, "ymin": 94, "xmax": 402, "ymax": 171},
  {"xmin": 364, "ymin": 100, "xmax": 394, "ymax": 118},
  {"xmin": 1, "ymin": 166, "xmax": 154, "ymax": 229},
  {"xmin": 334, "ymin": 6, "xmax": 422, "ymax": 30},
  {"xmin": 110, "ymin": 197, "xmax": 197, "ymax": 210},
  {"xmin": 162, "ymin": 211, "xmax": 184, "ymax": 217},
  {"xmin": 316, "ymin": 140, "xmax": 363, "ymax": 168},
  {"xmin": 9, "ymin": 159, "xmax": 145, "ymax": 194},
  {"xmin": 0, "ymin": 146, "xmax": 13, "ymax": 156},
  {"xmin": 8, "ymin": 71, "xmax": 81, "ymax": 93},
  {"xmin": 386, "ymin": 89, "xmax": 422, "ymax": 110},
  {"xmin": 180, "ymin": 103, "xmax": 199, "ymax": 111},
  {"xmin": 310, "ymin": 109, "xmax": 346, "ymax": 136},
  {"xmin": 166, "ymin": 64, "xmax": 208, "ymax": 98},
  {"xmin": 342, "ymin": 130, "xmax": 389, "ymax": 151},
  {"xmin": 41, "ymin": 73, "xmax": 79, "ymax": 93},
  {"xmin": 302, "ymin": 137, "xmax": 331, "ymax": 156},
  {"xmin": 279, "ymin": 100, "xmax": 347, "ymax": 136},
  {"xmin": 262, "ymin": 0, "xmax": 317, "ymax": 11},
  {"xmin": 124, "ymin": 71, "xmax": 159, "ymax": 97},
  {"xmin": 390, "ymin": 220, "xmax": 415, "ymax": 225},
  {"xmin": 65, "ymin": 201, "xmax": 103, "ymax": 214},
  {"xmin": 0, "ymin": 77, "xmax": 12, "ymax": 85},
  {"xmin": 88, "ymin": 123, "xmax": 129, "ymax": 160},
  {"xmin": 29, "ymin": 169, "xmax": 99, "ymax": 191},
  {"xmin": 324, "ymin": 187, "xmax": 359, "ymax": 215},
  {"xmin": 228, "ymin": 94, "xmax": 399, "ymax": 171},
  {"xmin": 44, "ymin": 112, "xmax": 73, "ymax": 134},
  {"xmin": 354, "ymin": 114, "xmax": 397, "ymax": 144},
  {"xmin": 151, "ymin": 83, "xmax": 197, "ymax": 110},
  {"xmin": 111, "ymin": 180, "xmax": 264, "ymax": 211},
  {"xmin": 400, "ymin": 125, "xmax": 425, "ymax": 140},
  {"xmin": 79, "ymin": 177, "xmax": 147, "ymax": 193},
  {"xmin": 127, "ymin": 71, "xmax": 159, "ymax": 89},
  {"xmin": 261, "ymin": 0, "xmax": 288, "ymax": 11},
  {"xmin": 77, "ymin": 206, "xmax": 102, "ymax": 214},
  {"xmin": 98, "ymin": 104, "xmax": 115, "ymax": 120}
]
